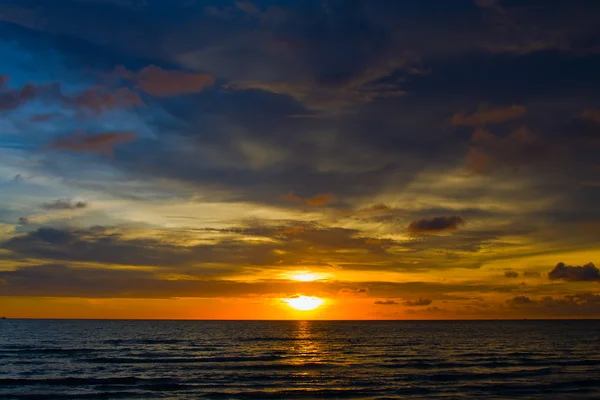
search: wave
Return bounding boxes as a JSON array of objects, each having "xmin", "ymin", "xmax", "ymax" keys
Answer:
[
  {"xmin": 236, "ymin": 337, "xmax": 307, "ymax": 342},
  {"xmin": 0, "ymin": 377, "xmax": 175, "ymax": 386},
  {"xmin": 0, "ymin": 348, "xmax": 97, "ymax": 356},
  {"xmin": 82, "ymin": 355, "xmax": 283, "ymax": 364},
  {"xmin": 384, "ymin": 358, "xmax": 600, "ymax": 370},
  {"xmin": 103, "ymin": 339, "xmax": 189, "ymax": 345}
]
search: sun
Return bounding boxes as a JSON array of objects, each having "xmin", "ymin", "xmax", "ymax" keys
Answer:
[{"xmin": 284, "ymin": 296, "xmax": 325, "ymax": 311}]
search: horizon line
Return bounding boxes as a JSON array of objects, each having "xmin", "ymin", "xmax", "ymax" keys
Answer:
[{"xmin": 2, "ymin": 318, "xmax": 599, "ymax": 321}]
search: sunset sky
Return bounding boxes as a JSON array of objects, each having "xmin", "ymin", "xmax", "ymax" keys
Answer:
[{"xmin": 1, "ymin": 0, "xmax": 600, "ymax": 319}]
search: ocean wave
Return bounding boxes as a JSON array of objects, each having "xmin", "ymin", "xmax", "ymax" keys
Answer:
[
  {"xmin": 0, "ymin": 377, "xmax": 175, "ymax": 386},
  {"xmin": 82, "ymin": 355, "xmax": 283, "ymax": 364}
]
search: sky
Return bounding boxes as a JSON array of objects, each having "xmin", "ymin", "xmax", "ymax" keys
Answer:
[{"xmin": 1, "ymin": 0, "xmax": 600, "ymax": 319}]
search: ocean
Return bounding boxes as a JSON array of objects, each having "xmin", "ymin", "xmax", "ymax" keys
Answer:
[{"xmin": 1, "ymin": 320, "xmax": 599, "ymax": 399}]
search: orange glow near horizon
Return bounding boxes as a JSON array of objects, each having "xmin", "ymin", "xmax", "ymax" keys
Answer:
[
  {"xmin": 286, "ymin": 271, "xmax": 330, "ymax": 282},
  {"xmin": 284, "ymin": 296, "xmax": 325, "ymax": 311}
]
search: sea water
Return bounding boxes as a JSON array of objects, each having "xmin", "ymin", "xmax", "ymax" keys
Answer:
[{"xmin": 1, "ymin": 320, "xmax": 599, "ymax": 399}]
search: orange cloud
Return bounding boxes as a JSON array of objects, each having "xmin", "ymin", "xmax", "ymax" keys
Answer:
[
  {"xmin": 280, "ymin": 192, "xmax": 337, "ymax": 207},
  {"xmin": 465, "ymin": 126, "xmax": 542, "ymax": 174},
  {"xmin": 277, "ymin": 226, "xmax": 306, "ymax": 236},
  {"xmin": 73, "ymin": 86, "xmax": 143, "ymax": 115},
  {"xmin": 0, "ymin": 76, "xmax": 142, "ymax": 114},
  {"xmin": 305, "ymin": 193, "xmax": 336, "ymax": 207},
  {"xmin": 116, "ymin": 65, "xmax": 216, "ymax": 97},
  {"xmin": 452, "ymin": 105, "xmax": 527, "ymax": 126},
  {"xmin": 582, "ymin": 109, "xmax": 600, "ymax": 124},
  {"xmin": 48, "ymin": 130, "xmax": 137, "ymax": 156}
]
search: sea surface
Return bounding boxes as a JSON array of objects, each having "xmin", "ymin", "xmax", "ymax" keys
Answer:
[{"xmin": 1, "ymin": 320, "xmax": 600, "ymax": 399}]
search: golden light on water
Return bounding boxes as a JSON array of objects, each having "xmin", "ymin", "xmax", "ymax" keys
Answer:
[{"xmin": 284, "ymin": 296, "xmax": 325, "ymax": 311}]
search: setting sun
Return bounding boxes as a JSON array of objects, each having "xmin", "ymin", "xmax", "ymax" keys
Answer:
[{"xmin": 284, "ymin": 296, "xmax": 325, "ymax": 311}]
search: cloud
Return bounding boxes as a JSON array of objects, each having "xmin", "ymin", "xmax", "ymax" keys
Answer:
[
  {"xmin": 548, "ymin": 262, "xmax": 600, "ymax": 282},
  {"xmin": 0, "ymin": 77, "xmax": 141, "ymax": 115},
  {"xmin": 30, "ymin": 113, "xmax": 62, "ymax": 122},
  {"xmin": 116, "ymin": 65, "xmax": 216, "ymax": 97},
  {"xmin": 451, "ymin": 105, "xmax": 527, "ymax": 126},
  {"xmin": 408, "ymin": 216, "xmax": 465, "ymax": 234},
  {"xmin": 523, "ymin": 271, "xmax": 541, "ymax": 278},
  {"xmin": 357, "ymin": 204, "xmax": 394, "ymax": 214},
  {"xmin": 47, "ymin": 131, "xmax": 137, "ymax": 156},
  {"xmin": 339, "ymin": 287, "xmax": 368, "ymax": 296},
  {"xmin": 17, "ymin": 217, "xmax": 29, "ymax": 225},
  {"xmin": 0, "ymin": 263, "xmax": 523, "ymax": 299},
  {"xmin": 582, "ymin": 109, "xmax": 600, "ymax": 124},
  {"xmin": 280, "ymin": 192, "xmax": 337, "ymax": 207},
  {"xmin": 0, "ymin": 82, "xmax": 38, "ymax": 111},
  {"xmin": 508, "ymin": 295, "xmax": 535, "ymax": 306},
  {"xmin": 374, "ymin": 300, "xmax": 399, "ymax": 305},
  {"xmin": 235, "ymin": 0, "xmax": 260, "ymax": 15},
  {"xmin": 473, "ymin": 0, "xmax": 505, "ymax": 14},
  {"xmin": 224, "ymin": 76, "xmax": 408, "ymax": 114},
  {"xmin": 504, "ymin": 270, "xmax": 519, "ymax": 278},
  {"xmin": 464, "ymin": 126, "xmax": 563, "ymax": 174},
  {"xmin": 43, "ymin": 199, "xmax": 89, "ymax": 211},
  {"xmin": 70, "ymin": 86, "xmax": 143, "ymax": 115},
  {"xmin": 404, "ymin": 298, "xmax": 432, "ymax": 307},
  {"xmin": 1, "ymin": 223, "xmax": 488, "ymax": 276},
  {"xmin": 507, "ymin": 293, "xmax": 600, "ymax": 317}
]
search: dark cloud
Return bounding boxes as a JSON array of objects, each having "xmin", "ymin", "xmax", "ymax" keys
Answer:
[
  {"xmin": 0, "ymin": 263, "xmax": 523, "ymax": 299},
  {"xmin": 0, "ymin": 81, "xmax": 39, "ymax": 111},
  {"xmin": 339, "ymin": 287, "xmax": 368, "ymax": 296},
  {"xmin": 0, "ymin": 263, "xmax": 284, "ymax": 298},
  {"xmin": 43, "ymin": 199, "xmax": 89, "ymax": 211},
  {"xmin": 523, "ymin": 271, "xmax": 541, "ymax": 278},
  {"xmin": 504, "ymin": 270, "xmax": 519, "ymax": 278},
  {"xmin": 48, "ymin": 131, "xmax": 137, "ymax": 156},
  {"xmin": 30, "ymin": 113, "xmax": 62, "ymax": 122},
  {"xmin": 404, "ymin": 298, "xmax": 432, "ymax": 307},
  {"xmin": 0, "ymin": 224, "xmax": 498, "ymax": 275},
  {"xmin": 408, "ymin": 216, "xmax": 465, "ymax": 234},
  {"xmin": 508, "ymin": 295, "xmax": 535, "ymax": 306},
  {"xmin": 507, "ymin": 293, "xmax": 600, "ymax": 317},
  {"xmin": 548, "ymin": 262, "xmax": 600, "ymax": 282},
  {"xmin": 0, "ymin": 225, "xmax": 391, "ymax": 270},
  {"xmin": 374, "ymin": 300, "xmax": 399, "ymax": 306}
]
